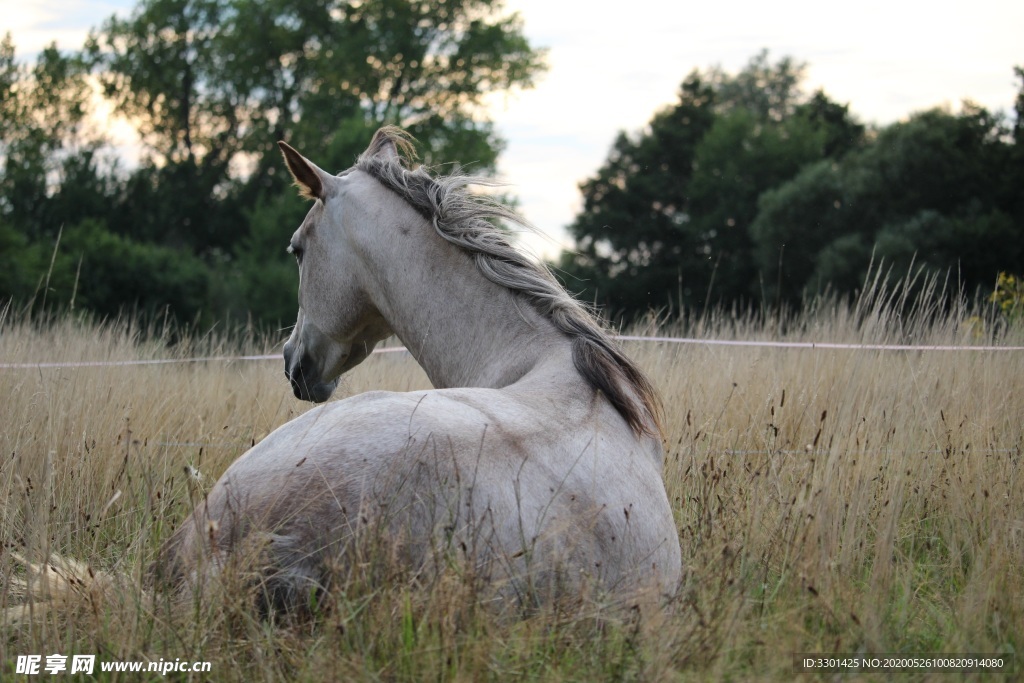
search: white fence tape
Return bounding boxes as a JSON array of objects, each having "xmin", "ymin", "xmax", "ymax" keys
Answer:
[
  {"xmin": 2, "ymin": 336, "xmax": 1023, "ymax": 370},
  {"xmin": 614, "ymin": 335, "xmax": 1024, "ymax": 352},
  {"xmin": 0, "ymin": 347, "xmax": 408, "ymax": 369}
]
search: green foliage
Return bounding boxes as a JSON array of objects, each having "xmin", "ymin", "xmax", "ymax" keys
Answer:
[
  {"xmin": 0, "ymin": 221, "xmax": 44, "ymax": 304},
  {"xmin": 231, "ymin": 192, "xmax": 304, "ymax": 326},
  {"xmin": 87, "ymin": 0, "xmax": 233, "ymax": 167},
  {"xmin": 558, "ymin": 72, "xmax": 717, "ymax": 316},
  {"xmin": 0, "ymin": 1, "xmax": 544, "ymax": 327},
  {"xmin": 26, "ymin": 219, "xmax": 213, "ymax": 322},
  {"xmin": 85, "ymin": 0, "xmax": 542, "ymax": 172},
  {"xmin": 564, "ymin": 50, "xmax": 1023, "ymax": 320},
  {"xmin": 5, "ymin": 11, "xmax": 1021, "ymax": 329},
  {"xmin": 561, "ymin": 51, "xmax": 864, "ymax": 317},
  {"xmin": 0, "ymin": 34, "xmax": 95, "ymax": 241},
  {"xmin": 752, "ymin": 105, "xmax": 1022, "ymax": 303}
]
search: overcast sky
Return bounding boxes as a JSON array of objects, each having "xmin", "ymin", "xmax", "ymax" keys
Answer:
[{"xmin": 5, "ymin": 0, "xmax": 1023, "ymax": 258}]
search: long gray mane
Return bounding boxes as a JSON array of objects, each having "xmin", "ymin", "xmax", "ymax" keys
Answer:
[{"xmin": 355, "ymin": 127, "xmax": 663, "ymax": 437}]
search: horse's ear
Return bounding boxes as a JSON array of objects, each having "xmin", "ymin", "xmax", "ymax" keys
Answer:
[
  {"xmin": 364, "ymin": 126, "xmax": 418, "ymax": 165},
  {"xmin": 278, "ymin": 141, "xmax": 326, "ymax": 201},
  {"xmin": 375, "ymin": 137, "xmax": 400, "ymax": 162}
]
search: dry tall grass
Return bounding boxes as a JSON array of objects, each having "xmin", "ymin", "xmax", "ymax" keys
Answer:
[{"xmin": 2, "ymin": 282, "xmax": 1021, "ymax": 681}]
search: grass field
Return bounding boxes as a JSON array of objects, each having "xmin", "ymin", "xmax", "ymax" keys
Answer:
[{"xmin": 2, "ymin": 282, "xmax": 1022, "ymax": 681}]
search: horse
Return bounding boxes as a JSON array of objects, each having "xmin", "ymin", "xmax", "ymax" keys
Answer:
[{"xmin": 158, "ymin": 127, "xmax": 682, "ymax": 609}]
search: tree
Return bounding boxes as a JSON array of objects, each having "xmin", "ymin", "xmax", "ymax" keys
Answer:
[
  {"xmin": 87, "ymin": 0, "xmax": 543, "ymax": 175},
  {"xmin": 750, "ymin": 100, "xmax": 1021, "ymax": 302},
  {"xmin": 560, "ymin": 51, "xmax": 863, "ymax": 318},
  {"xmin": 1008, "ymin": 66, "xmax": 1024, "ymax": 230},
  {"xmin": 88, "ymin": 0, "xmax": 231, "ymax": 168},
  {"xmin": 0, "ymin": 0, "xmax": 545, "ymax": 325},
  {"xmin": 1, "ymin": 35, "xmax": 94, "ymax": 241},
  {"xmin": 557, "ymin": 72, "xmax": 716, "ymax": 317},
  {"xmin": 0, "ymin": 34, "xmax": 106, "ymax": 308}
]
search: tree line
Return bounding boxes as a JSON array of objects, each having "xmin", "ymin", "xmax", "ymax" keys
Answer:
[
  {"xmin": 1, "ymin": 0, "xmax": 543, "ymax": 328},
  {"xmin": 2, "ymin": 5, "xmax": 1021, "ymax": 328},
  {"xmin": 559, "ymin": 52, "xmax": 1024, "ymax": 319}
]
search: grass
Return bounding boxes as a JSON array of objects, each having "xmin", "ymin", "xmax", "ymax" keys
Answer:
[{"xmin": 1, "ymin": 280, "xmax": 1022, "ymax": 681}]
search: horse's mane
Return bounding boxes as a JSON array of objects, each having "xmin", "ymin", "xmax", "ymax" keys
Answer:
[{"xmin": 355, "ymin": 126, "xmax": 664, "ymax": 438}]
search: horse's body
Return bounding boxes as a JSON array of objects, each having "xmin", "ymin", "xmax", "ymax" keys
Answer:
[{"xmin": 161, "ymin": 128, "xmax": 681, "ymax": 607}]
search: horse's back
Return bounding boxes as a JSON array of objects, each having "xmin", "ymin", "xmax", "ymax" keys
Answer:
[{"xmin": 162, "ymin": 386, "xmax": 681, "ymax": 603}]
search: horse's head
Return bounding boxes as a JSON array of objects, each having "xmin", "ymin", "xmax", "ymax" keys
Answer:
[{"xmin": 276, "ymin": 139, "xmax": 397, "ymax": 402}]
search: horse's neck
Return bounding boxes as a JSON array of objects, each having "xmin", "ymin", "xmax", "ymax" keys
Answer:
[{"xmin": 367, "ymin": 227, "xmax": 569, "ymax": 390}]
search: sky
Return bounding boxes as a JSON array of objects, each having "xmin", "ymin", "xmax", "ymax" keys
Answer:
[{"xmin": 4, "ymin": 0, "xmax": 1023, "ymax": 258}]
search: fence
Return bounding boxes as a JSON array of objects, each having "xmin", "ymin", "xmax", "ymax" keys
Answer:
[{"xmin": 3, "ymin": 336, "xmax": 1023, "ymax": 370}]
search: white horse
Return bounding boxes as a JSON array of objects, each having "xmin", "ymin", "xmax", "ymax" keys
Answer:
[{"xmin": 159, "ymin": 128, "xmax": 682, "ymax": 609}]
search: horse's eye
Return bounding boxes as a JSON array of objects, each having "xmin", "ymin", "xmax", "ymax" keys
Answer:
[{"xmin": 287, "ymin": 244, "xmax": 303, "ymax": 264}]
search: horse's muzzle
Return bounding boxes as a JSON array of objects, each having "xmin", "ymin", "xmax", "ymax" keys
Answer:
[
  {"xmin": 284, "ymin": 364, "xmax": 338, "ymax": 403},
  {"xmin": 283, "ymin": 348, "xmax": 339, "ymax": 403}
]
